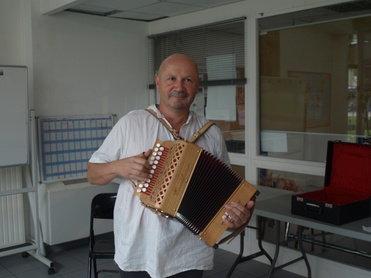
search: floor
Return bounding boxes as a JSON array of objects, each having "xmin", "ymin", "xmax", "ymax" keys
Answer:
[{"xmin": 0, "ymin": 238, "xmax": 304, "ymax": 278}]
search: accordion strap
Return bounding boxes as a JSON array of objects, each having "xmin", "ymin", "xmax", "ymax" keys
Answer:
[
  {"xmin": 188, "ymin": 121, "xmax": 215, "ymax": 144},
  {"xmin": 145, "ymin": 109, "xmax": 215, "ymax": 143}
]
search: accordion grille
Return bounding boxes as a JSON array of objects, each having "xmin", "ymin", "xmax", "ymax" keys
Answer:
[{"xmin": 145, "ymin": 142, "xmax": 186, "ymax": 206}]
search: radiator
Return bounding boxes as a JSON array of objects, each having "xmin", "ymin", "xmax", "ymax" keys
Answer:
[
  {"xmin": 39, "ymin": 180, "xmax": 119, "ymax": 245},
  {"xmin": 0, "ymin": 167, "xmax": 26, "ymax": 249}
]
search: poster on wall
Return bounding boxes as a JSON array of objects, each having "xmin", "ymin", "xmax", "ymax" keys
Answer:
[{"xmin": 288, "ymin": 71, "xmax": 331, "ymax": 128}]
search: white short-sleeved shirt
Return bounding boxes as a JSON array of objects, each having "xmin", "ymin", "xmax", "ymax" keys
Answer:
[{"xmin": 89, "ymin": 105, "xmax": 230, "ymax": 278}]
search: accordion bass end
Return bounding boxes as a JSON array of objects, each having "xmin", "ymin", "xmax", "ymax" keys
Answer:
[
  {"xmin": 135, "ymin": 139, "xmax": 259, "ymax": 247},
  {"xmin": 197, "ymin": 179, "xmax": 257, "ymax": 246}
]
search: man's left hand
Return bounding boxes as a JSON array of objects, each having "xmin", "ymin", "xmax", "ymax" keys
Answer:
[{"xmin": 223, "ymin": 199, "xmax": 255, "ymax": 229}]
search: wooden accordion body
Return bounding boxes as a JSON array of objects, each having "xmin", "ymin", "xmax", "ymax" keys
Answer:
[{"xmin": 135, "ymin": 139, "xmax": 258, "ymax": 247}]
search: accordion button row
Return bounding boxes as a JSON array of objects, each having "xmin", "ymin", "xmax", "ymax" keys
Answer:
[{"xmin": 137, "ymin": 143, "xmax": 165, "ymax": 193}]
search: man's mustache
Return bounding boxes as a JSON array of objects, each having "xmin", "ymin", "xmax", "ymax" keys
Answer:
[{"xmin": 169, "ymin": 91, "xmax": 188, "ymax": 98}]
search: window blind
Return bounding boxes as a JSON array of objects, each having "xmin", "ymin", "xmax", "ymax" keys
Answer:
[{"xmin": 148, "ymin": 18, "xmax": 245, "ymax": 89}]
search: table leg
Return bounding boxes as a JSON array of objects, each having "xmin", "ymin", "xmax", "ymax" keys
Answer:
[
  {"xmin": 268, "ymin": 220, "xmax": 312, "ymax": 278},
  {"xmin": 268, "ymin": 219, "xmax": 281, "ymax": 277},
  {"xmin": 226, "ymin": 218, "xmax": 273, "ymax": 277},
  {"xmin": 298, "ymin": 226, "xmax": 312, "ymax": 278}
]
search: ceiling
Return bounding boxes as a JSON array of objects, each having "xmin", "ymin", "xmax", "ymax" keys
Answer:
[
  {"xmin": 58, "ymin": 0, "xmax": 247, "ymax": 22},
  {"xmin": 46, "ymin": 0, "xmax": 371, "ymax": 25}
]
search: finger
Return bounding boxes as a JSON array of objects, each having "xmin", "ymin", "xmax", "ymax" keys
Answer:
[
  {"xmin": 226, "ymin": 202, "xmax": 247, "ymax": 219},
  {"xmin": 222, "ymin": 212, "xmax": 236, "ymax": 228},
  {"xmin": 246, "ymin": 200, "xmax": 255, "ymax": 210},
  {"xmin": 143, "ymin": 149, "xmax": 152, "ymax": 159},
  {"xmin": 132, "ymin": 154, "xmax": 151, "ymax": 171}
]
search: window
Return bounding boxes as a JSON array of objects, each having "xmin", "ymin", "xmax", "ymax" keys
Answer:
[
  {"xmin": 257, "ymin": 1, "xmax": 371, "ymax": 270},
  {"xmin": 259, "ymin": 1, "xmax": 371, "ymax": 163},
  {"xmin": 148, "ymin": 19, "xmax": 246, "ymax": 153}
]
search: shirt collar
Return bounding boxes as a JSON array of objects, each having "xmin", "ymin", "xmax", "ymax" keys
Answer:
[{"xmin": 148, "ymin": 104, "xmax": 193, "ymax": 125}]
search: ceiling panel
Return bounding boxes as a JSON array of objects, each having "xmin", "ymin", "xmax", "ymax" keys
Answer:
[
  {"xmin": 85, "ymin": 0, "xmax": 159, "ymax": 11},
  {"xmin": 60, "ymin": 0, "xmax": 246, "ymax": 21},
  {"xmin": 131, "ymin": 2, "xmax": 202, "ymax": 17}
]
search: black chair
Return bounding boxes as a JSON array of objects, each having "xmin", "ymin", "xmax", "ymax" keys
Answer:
[{"xmin": 88, "ymin": 193, "xmax": 118, "ymax": 278}]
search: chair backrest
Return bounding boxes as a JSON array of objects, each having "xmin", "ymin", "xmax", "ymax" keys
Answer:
[
  {"xmin": 91, "ymin": 193, "xmax": 117, "ymax": 220},
  {"xmin": 89, "ymin": 193, "xmax": 117, "ymax": 250}
]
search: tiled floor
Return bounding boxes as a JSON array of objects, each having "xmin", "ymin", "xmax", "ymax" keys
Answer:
[{"xmin": 0, "ymin": 239, "xmax": 303, "ymax": 278}]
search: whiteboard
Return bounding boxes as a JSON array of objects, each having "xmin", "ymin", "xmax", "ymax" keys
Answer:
[{"xmin": 0, "ymin": 66, "xmax": 28, "ymax": 167}]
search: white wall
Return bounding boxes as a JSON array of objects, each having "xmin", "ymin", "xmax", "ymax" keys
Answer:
[
  {"xmin": 31, "ymin": 2, "xmax": 149, "ymax": 118},
  {"xmin": 0, "ymin": 1, "xmax": 27, "ymax": 65},
  {"xmin": 1, "ymin": 0, "xmax": 149, "ymax": 119},
  {"xmin": 0, "ymin": 0, "xmax": 33, "ymax": 107},
  {"xmin": 31, "ymin": 7, "xmax": 149, "ymax": 118}
]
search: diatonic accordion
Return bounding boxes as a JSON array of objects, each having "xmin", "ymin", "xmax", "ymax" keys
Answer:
[{"xmin": 135, "ymin": 139, "xmax": 258, "ymax": 247}]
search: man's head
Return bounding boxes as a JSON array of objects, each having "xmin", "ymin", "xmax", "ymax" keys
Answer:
[{"xmin": 155, "ymin": 54, "xmax": 200, "ymax": 114}]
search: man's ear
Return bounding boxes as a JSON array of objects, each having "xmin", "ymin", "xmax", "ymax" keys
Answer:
[{"xmin": 154, "ymin": 74, "xmax": 159, "ymax": 90}]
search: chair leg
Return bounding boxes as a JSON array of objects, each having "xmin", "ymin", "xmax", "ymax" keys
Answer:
[
  {"xmin": 93, "ymin": 258, "xmax": 98, "ymax": 278},
  {"xmin": 88, "ymin": 256, "xmax": 92, "ymax": 278}
]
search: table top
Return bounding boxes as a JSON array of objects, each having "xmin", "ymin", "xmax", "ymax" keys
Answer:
[{"xmin": 254, "ymin": 187, "xmax": 371, "ymax": 242}]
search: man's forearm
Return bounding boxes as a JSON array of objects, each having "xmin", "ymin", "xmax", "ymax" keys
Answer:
[{"xmin": 87, "ymin": 162, "xmax": 118, "ymax": 185}]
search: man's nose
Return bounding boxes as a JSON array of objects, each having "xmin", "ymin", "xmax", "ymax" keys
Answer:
[{"xmin": 174, "ymin": 79, "xmax": 185, "ymax": 90}]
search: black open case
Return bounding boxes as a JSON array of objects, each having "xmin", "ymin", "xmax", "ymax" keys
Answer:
[{"xmin": 291, "ymin": 141, "xmax": 371, "ymax": 225}]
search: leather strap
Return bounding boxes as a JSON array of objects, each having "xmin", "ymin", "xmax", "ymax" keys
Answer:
[
  {"xmin": 145, "ymin": 109, "xmax": 184, "ymax": 140},
  {"xmin": 145, "ymin": 109, "xmax": 215, "ymax": 142},
  {"xmin": 188, "ymin": 121, "xmax": 215, "ymax": 144}
]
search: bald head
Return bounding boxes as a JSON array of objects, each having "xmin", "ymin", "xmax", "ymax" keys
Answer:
[
  {"xmin": 155, "ymin": 53, "xmax": 200, "ymax": 114},
  {"xmin": 158, "ymin": 54, "xmax": 199, "ymax": 78}
]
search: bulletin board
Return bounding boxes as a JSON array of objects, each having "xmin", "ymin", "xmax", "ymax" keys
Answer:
[
  {"xmin": 38, "ymin": 115, "xmax": 115, "ymax": 182},
  {"xmin": 260, "ymin": 76, "xmax": 306, "ymax": 131},
  {"xmin": 0, "ymin": 66, "xmax": 29, "ymax": 167}
]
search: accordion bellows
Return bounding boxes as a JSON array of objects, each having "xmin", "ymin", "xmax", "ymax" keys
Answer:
[{"xmin": 136, "ymin": 139, "xmax": 258, "ymax": 247}]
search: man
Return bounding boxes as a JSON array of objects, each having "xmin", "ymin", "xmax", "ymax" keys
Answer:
[{"xmin": 87, "ymin": 54, "xmax": 255, "ymax": 278}]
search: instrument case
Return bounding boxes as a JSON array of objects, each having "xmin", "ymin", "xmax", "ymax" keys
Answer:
[{"xmin": 291, "ymin": 141, "xmax": 371, "ymax": 225}]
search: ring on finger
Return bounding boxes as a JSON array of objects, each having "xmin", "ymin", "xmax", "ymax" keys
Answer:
[{"xmin": 227, "ymin": 215, "xmax": 234, "ymax": 223}]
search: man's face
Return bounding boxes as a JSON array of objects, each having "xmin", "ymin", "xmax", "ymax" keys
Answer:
[{"xmin": 155, "ymin": 57, "xmax": 200, "ymax": 113}]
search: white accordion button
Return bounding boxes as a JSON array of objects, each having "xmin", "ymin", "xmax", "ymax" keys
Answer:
[{"xmin": 160, "ymin": 146, "xmax": 164, "ymax": 151}]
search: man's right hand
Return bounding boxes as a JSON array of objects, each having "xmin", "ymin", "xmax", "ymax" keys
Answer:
[{"xmin": 87, "ymin": 149, "xmax": 152, "ymax": 185}]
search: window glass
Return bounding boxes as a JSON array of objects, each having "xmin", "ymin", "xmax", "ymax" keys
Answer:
[
  {"xmin": 231, "ymin": 164, "xmax": 245, "ymax": 179},
  {"xmin": 259, "ymin": 8, "xmax": 371, "ymax": 162},
  {"xmin": 258, "ymin": 168, "xmax": 324, "ymax": 192}
]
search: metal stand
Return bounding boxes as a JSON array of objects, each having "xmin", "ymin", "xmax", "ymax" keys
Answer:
[
  {"xmin": 227, "ymin": 220, "xmax": 273, "ymax": 278},
  {"xmin": 268, "ymin": 220, "xmax": 311, "ymax": 278},
  {"xmin": 0, "ymin": 110, "xmax": 55, "ymax": 274}
]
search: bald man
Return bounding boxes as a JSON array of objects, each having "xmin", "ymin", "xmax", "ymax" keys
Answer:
[{"xmin": 88, "ymin": 54, "xmax": 254, "ymax": 278}]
